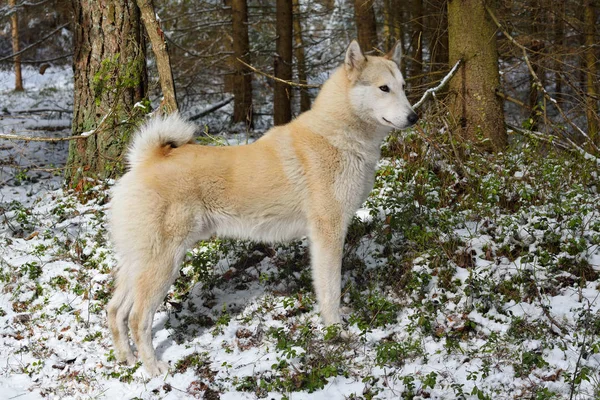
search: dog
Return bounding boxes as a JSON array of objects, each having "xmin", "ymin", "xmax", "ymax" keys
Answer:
[{"xmin": 107, "ymin": 40, "xmax": 418, "ymax": 376}]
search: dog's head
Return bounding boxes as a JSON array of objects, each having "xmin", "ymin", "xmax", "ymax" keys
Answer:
[{"xmin": 344, "ymin": 40, "xmax": 418, "ymax": 130}]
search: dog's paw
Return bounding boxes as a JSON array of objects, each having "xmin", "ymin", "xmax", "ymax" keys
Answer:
[
  {"xmin": 145, "ymin": 361, "xmax": 170, "ymax": 377},
  {"xmin": 116, "ymin": 350, "xmax": 137, "ymax": 366}
]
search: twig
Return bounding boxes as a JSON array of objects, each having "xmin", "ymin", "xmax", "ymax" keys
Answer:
[
  {"xmin": 0, "ymin": 23, "xmax": 69, "ymax": 62},
  {"xmin": 412, "ymin": 59, "xmax": 463, "ymax": 110},
  {"xmin": 236, "ymin": 58, "xmax": 320, "ymax": 89},
  {"xmin": 495, "ymin": 90, "xmax": 531, "ymax": 110}
]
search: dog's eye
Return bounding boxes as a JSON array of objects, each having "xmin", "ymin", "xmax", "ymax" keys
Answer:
[{"xmin": 379, "ymin": 85, "xmax": 390, "ymax": 93}]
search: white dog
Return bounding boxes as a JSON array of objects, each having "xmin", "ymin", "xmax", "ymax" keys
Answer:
[{"xmin": 108, "ymin": 40, "xmax": 418, "ymax": 376}]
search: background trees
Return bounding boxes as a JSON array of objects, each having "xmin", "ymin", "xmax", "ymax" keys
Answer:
[{"xmin": 0, "ymin": 0, "xmax": 598, "ymax": 177}]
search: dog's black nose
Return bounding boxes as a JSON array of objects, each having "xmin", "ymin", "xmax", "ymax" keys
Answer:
[{"xmin": 408, "ymin": 112, "xmax": 419, "ymax": 126}]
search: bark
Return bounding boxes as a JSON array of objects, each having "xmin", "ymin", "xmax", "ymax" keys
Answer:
[
  {"xmin": 583, "ymin": 0, "xmax": 599, "ymax": 146},
  {"xmin": 354, "ymin": 0, "xmax": 378, "ymax": 52},
  {"xmin": 293, "ymin": 0, "xmax": 311, "ymax": 112},
  {"xmin": 274, "ymin": 0, "xmax": 293, "ymax": 125},
  {"xmin": 447, "ymin": 0, "xmax": 506, "ymax": 151},
  {"xmin": 136, "ymin": 0, "xmax": 177, "ymax": 114},
  {"xmin": 65, "ymin": 0, "xmax": 147, "ymax": 188},
  {"xmin": 231, "ymin": 0, "xmax": 253, "ymax": 127},
  {"xmin": 9, "ymin": 0, "xmax": 24, "ymax": 91}
]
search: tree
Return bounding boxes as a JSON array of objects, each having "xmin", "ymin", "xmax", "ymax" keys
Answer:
[
  {"xmin": 137, "ymin": 0, "xmax": 177, "ymax": 113},
  {"xmin": 65, "ymin": 0, "xmax": 147, "ymax": 188},
  {"xmin": 527, "ymin": 0, "xmax": 544, "ymax": 131},
  {"xmin": 354, "ymin": 0, "xmax": 378, "ymax": 52},
  {"xmin": 429, "ymin": 0, "xmax": 448, "ymax": 73},
  {"xmin": 274, "ymin": 0, "xmax": 293, "ymax": 125},
  {"xmin": 447, "ymin": 0, "xmax": 506, "ymax": 151},
  {"xmin": 231, "ymin": 0, "xmax": 253, "ymax": 127},
  {"xmin": 9, "ymin": 0, "xmax": 23, "ymax": 91},
  {"xmin": 293, "ymin": 0, "xmax": 310, "ymax": 113},
  {"xmin": 583, "ymin": 0, "xmax": 598, "ymax": 146},
  {"xmin": 409, "ymin": 0, "xmax": 423, "ymax": 83}
]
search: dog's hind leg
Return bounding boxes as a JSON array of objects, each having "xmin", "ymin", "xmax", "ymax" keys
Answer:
[
  {"xmin": 107, "ymin": 275, "xmax": 136, "ymax": 364},
  {"xmin": 128, "ymin": 247, "xmax": 186, "ymax": 377}
]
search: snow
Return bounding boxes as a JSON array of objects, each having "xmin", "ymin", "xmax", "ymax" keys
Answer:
[{"xmin": 1, "ymin": 64, "xmax": 600, "ymax": 400}]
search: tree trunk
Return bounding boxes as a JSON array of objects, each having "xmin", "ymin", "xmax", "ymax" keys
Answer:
[
  {"xmin": 354, "ymin": 0, "xmax": 378, "ymax": 52},
  {"xmin": 293, "ymin": 0, "xmax": 311, "ymax": 113},
  {"xmin": 136, "ymin": 0, "xmax": 177, "ymax": 114},
  {"xmin": 231, "ymin": 0, "xmax": 253, "ymax": 127},
  {"xmin": 553, "ymin": 0, "xmax": 564, "ymax": 103},
  {"xmin": 9, "ymin": 0, "xmax": 24, "ymax": 91},
  {"xmin": 583, "ymin": 0, "xmax": 599, "ymax": 147},
  {"xmin": 527, "ymin": 0, "xmax": 543, "ymax": 131},
  {"xmin": 274, "ymin": 0, "xmax": 293, "ymax": 125},
  {"xmin": 447, "ymin": 0, "xmax": 506, "ymax": 151},
  {"xmin": 409, "ymin": 0, "xmax": 423, "ymax": 84},
  {"xmin": 65, "ymin": 0, "xmax": 147, "ymax": 188},
  {"xmin": 430, "ymin": 0, "xmax": 449, "ymax": 73}
]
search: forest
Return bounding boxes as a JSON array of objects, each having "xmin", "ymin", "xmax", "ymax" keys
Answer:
[{"xmin": 0, "ymin": 0, "xmax": 599, "ymax": 398}]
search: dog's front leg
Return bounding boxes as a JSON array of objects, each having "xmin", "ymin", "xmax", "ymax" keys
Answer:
[{"xmin": 309, "ymin": 216, "xmax": 345, "ymax": 326}]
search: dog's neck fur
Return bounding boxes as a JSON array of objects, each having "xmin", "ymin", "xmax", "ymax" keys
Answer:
[{"xmin": 296, "ymin": 66, "xmax": 392, "ymax": 159}]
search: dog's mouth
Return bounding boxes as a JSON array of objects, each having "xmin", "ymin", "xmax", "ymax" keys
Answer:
[{"xmin": 382, "ymin": 117, "xmax": 402, "ymax": 129}]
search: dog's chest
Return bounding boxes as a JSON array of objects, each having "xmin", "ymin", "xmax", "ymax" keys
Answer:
[{"xmin": 334, "ymin": 152, "xmax": 378, "ymax": 216}]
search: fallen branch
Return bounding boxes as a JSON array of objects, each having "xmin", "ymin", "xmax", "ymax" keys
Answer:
[
  {"xmin": 0, "ymin": 107, "xmax": 114, "ymax": 142},
  {"xmin": 236, "ymin": 58, "xmax": 320, "ymax": 89},
  {"xmin": 7, "ymin": 108, "xmax": 72, "ymax": 114},
  {"xmin": 189, "ymin": 97, "xmax": 233, "ymax": 121},
  {"xmin": 0, "ymin": 132, "xmax": 83, "ymax": 142},
  {"xmin": 412, "ymin": 59, "xmax": 462, "ymax": 110}
]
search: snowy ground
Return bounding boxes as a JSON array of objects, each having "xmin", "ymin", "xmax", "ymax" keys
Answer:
[{"xmin": 1, "ymin": 67, "xmax": 600, "ymax": 399}]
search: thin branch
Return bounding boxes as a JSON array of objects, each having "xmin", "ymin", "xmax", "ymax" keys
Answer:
[
  {"xmin": 412, "ymin": 59, "xmax": 462, "ymax": 110},
  {"xmin": 0, "ymin": 22, "xmax": 69, "ymax": 62},
  {"xmin": 189, "ymin": 97, "xmax": 233, "ymax": 121},
  {"xmin": 236, "ymin": 58, "xmax": 320, "ymax": 89},
  {"xmin": 18, "ymin": 53, "xmax": 72, "ymax": 64}
]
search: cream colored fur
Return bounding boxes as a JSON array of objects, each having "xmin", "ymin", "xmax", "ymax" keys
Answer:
[{"xmin": 107, "ymin": 40, "xmax": 418, "ymax": 376}]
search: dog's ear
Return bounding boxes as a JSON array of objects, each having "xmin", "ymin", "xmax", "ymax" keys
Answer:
[
  {"xmin": 385, "ymin": 41, "xmax": 402, "ymax": 68},
  {"xmin": 345, "ymin": 40, "xmax": 366, "ymax": 78}
]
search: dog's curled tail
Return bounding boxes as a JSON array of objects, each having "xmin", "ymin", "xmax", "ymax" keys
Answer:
[{"xmin": 126, "ymin": 113, "xmax": 196, "ymax": 169}]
